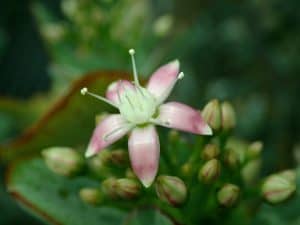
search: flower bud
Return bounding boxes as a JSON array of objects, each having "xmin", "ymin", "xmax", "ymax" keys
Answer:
[
  {"xmin": 181, "ymin": 163, "xmax": 193, "ymax": 177},
  {"xmin": 202, "ymin": 99, "xmax": 222, "ymax": 131},
  {"xmin": 278, "ymin": 170, "xmax": 296, "ymax": 183},
  {"xmin": 79, "ymin": 188, "xmax": 102, "ymax": 205},
  {"xmin": 42, "ymin": 147, "xmax": 83, "ymax": 176},
  {"xmin": 155, "ymin": 175, "xmax": 187, "ymax": 206},
  {"xmin": 221, "ymin": 102, "xmax": 236, "ymax": 131},
  {"xmin": 101, "ymin": 178, "xmax": 118, "ymax": 199},
  {"xmin": 125, "ymin": 168, "xmax": 136, "ymax": 179},
  {"xmin": 199, "ymin": 159, "xmax": 221, "ymax": 183},
  {"xmin": 88, "ymin": 150, "xmax": 111, "ymax": 176},
  {"xmin": 224, "ymin": 148, "xmax": 239, "ymax": 168},
  {"xmin": 153, "ymin": 14, "xmax": 173, "ymax": 37},
  {"xmin": 262, "ymin": 174, "xmax": 296, "ymax": 204},
  {"xmin": 246, "ymin": 141, "xmax": 263, "ymax": 159},
  {"xmin": 109, "ymin": 150, "xmax": 128, "ymax": 167},
  {"xmin": 115, "ymin": 178, "xmax": 141, "ymax": 199},
  {"xmin": 217, "ymin": 183, "xmax": 240, "ymax": 207},
  {"xmin": 202, "ymin": 144, "xmax": 220, "ymax": 160},
  {"xmin": 241, "ymin": 159, "xmax": 261, "ymax": 185}
]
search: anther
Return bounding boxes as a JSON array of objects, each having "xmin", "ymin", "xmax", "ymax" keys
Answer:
[
  {"xmin": 81, "ymin": 87, "xmax": 88, "ymax": 95},
  {"xmin": 178, "ymin": 72, "xmax": 184, "ymax": 80},
  {"xmin": 129, "ymin": 49, "xmax": 135, "ymax": 55}
]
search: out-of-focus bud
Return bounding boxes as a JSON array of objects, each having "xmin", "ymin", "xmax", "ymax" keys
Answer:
[
  {"xmin": 41, "ymin": 23, "xmax": 66, "ymax": 43},
  {"xmin": 101, "ymin": 178, "xmax": 118, "ymax": 199},
  {"xmin": 155, "ymin": 175, "xmax": 187, "ymax": 206},
  {"xmin": 115, "ymin": 178, "xmax": 141, "ymax": 199},
  {"xmin": 262, "ymin": 173, "xmax": 296, "ymax": 204},
  {"xmin": 61, "ymin": 0, "xmax": 79, "ymax": 19},
  {"xmin": 181, "ymin": 163, "xmax": 192, "ymax": 177},
  {"xmin": 199, "ymin": 159, "xmax": 221, "ymax": 183},
  {"xmin": 221, "ymin": 102, "xmax": 236, "ymax": 131},
  {"xmin": 202, "ymin": 99, "xmax": 222, "ymax": 131},
  {"xmin": 95, "ymin": 112, "xmax": 109, "ymax": 125},
  {"xmin": 42, "ymin": 147, "xmax": 83, "ymax": 176},
  {"xmin": 241, "ymin": 159, "xmax": 261, "ymax": 185},
  {"xmin": 202, "ymin": 144, "xmax": 220, "ymax": 160},
  {"xmin": 168, "ymin": 130, "xmax": 179, "ymax": 142},
  {"xmin": 153, "ymin": 14, "xmax": 173, "ymax": 37},
  {"xmin": 278, "ymin": 170, "xmax": 296, "ymax": 183},
  {"xmin": 224, "ymin": 148, "xmax": 239, "ymax": 168},
  {"xmin": 246, "ymin": 141, "xmax": 263, "ymax": 159},
  {"xmin": 109, "ymin": 150, "xmax": 128, "ymax": 167},
  {"xmin": 88, "ymin": 150, "xmax": 111, "ymax": 175},
  {"xmin": 79, "ymin": 188, "xmax": 102, "ymax": 205},
  {"xmin": 217, "ymin": 183, "xmax": 240, "ymax": 207},
  {"xmin": 126, "ymin": 168, "xmax": 136, "ymax": 179}
]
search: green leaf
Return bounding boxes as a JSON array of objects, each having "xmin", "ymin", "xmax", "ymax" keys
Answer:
[
  {"xmin": 124, "ymin": 208, "xmax": 174, "ymax": 225},
  {"xmin": 0, "ymin": 71, "xmax": 129, "ymax": 161},
  {"xmin": 6, "ymin": 157, "xmax": 126, "ymax": 225}
]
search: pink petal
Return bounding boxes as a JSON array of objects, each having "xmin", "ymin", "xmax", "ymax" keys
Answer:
[
  {"xmin": 85, "ymin": 114, "xmax": 131, "ymax": 157},
  {"xmin": 105, "ymin": 80, "xmax": 134, "ymax": 105},
  {"xmin": 146, "ymin": 60, "xmax": 180, "ymax": 103},
  {"xmin": 156, "ymin": 102, "xmax": 212, "ymax": 135},
  {"xmin": 128, "ymin": 125, "xmax": 160, "ymax": 187}
]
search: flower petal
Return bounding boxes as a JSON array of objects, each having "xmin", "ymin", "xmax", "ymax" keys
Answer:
[
  {"xmin": 106, "ymin": 80, "xmax": 134, "ymax": 105},
  {"xmin": 128, "ymin": 125, "xmax": 160, "ymax": 187},
  {"xmin": 146, "ymin": 60, "xmax": 180, "ymax": 103},
  {"xmin": 156, "ymin": 102, "xmax": 212, "ymax": 135},
  {"xmin": 85, "ymin": 114, "xmax": 131, "ymax": 157}
]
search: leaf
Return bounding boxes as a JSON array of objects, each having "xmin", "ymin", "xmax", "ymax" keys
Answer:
[
  {"xmin": 6, "ymin": 157, "xmax": 127, "ymax": 225},
  {"xmin": 0, "ymin": 71, "xmax": 130, "ymax": 161},
  {"xmin": 124, "ymin": 208, "xmax": 174, "ymax": 225},
  {"xmin": 252, "ymin": 167, "xmax": 300, "ymax": 225}
]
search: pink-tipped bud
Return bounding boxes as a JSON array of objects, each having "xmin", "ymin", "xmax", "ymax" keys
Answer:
[
  {"xmin": 155, "ymin": 175, "xmax": 187, "ymax": 207},
  {"xmin": 217, "ymin": 183, "xmax": 240, "ymax": 207},
  {"xmin": 262, "ymin": 173, "xmax": 296, "ymax": 204},
  {"xmin": 199, "ymin": 159, "xmax": 221, "ymax": 184},
  {"xmin": 202, "ymin": 99, "xmax": 222, "ymax": 131},
  {"xmin": 79, "ymin": 188, "xmax": 102, "ymax": 205},
  {"xmin": 115, "ymin": 178, "xmax": 141, "ymax": 199},
  {"xmin": 221, "ymin": 102, "xmax": 236, "ymax": 131},
  {"xmin": 42, "ymin": 147, "xmax": 83, "ymax": 177},
  {"xmin": 202, "ymin": 144, "xmax": 220, "ymax": 160}
]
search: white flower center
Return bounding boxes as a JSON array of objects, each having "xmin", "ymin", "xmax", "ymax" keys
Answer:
[{"xmin": 118, "ymin": 86, "xmax": 157, "ymax": 125}]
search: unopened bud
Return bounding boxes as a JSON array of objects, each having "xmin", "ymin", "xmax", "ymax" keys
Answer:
[
  {"xmin": 42, "ymin": 147, "xmax": 83, "ymax": 176},
  {"xmin": 278, "ymin": 170, "xmax": 296, "ymax": 183},
  {"xmin": 202, "ymin": 99, "xmax": 222, "ymax": 131},
  {"xmin": 224, "ymin": 148, "xmax": 239, "ymax": 168},
  {"xmin": 155, "ymin": 175, "xmax": 187, "ymax": 206},
  {"xmin": 221, "ymin": 102, "xmax": 236, "ymax": 131},
  {"xmin": 241, "ymin": 159, "xmax": 261, "ymax": 185},
  {"xmin": 109, "ymin": 150, "xmax": 128, "ymax": 167},
  {"xmin": 199, "ymin": 159, "xmax": 221, "ymax": 183},
  {"xmin": 79, "ymin": 188, "xmax": 102, "ymax": 205},
  {"xmin": 115, "ymin": 178, "xmax": 141, "ymax": 199},
  {"xmin": 247, "ymin": 141, "xmax": 263, "ymax": 159},
  {"xmin": 202, "ymin": 144, "xmax": 220, "ymax": 160},
  {"xmin": 262, "ymin": 174, "xmax": 296, "ymax": 204},
  {"xmin": 125, "ymin": 168, "xmax": 136, "ymax": 179},
  {"xmin": 181, "ymin": 163, "xmax": 193, "ymax": 177},
  {"xmin": 217, "ymin": 183, "xmax": 240, "ymax": 207},
  {"xmin": 101, "ymin": 178, "xmax": 118, "ymax": 199},
  {"xmin": 153, "ymin": 14, "xmax": 173, "ymax": 37},
  {"xmin": 88, "ymin": 150, "xmax": 111, "ymax": 176}
]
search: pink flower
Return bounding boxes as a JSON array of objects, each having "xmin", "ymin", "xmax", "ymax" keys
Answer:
[{"xmin": 81, "ymin": 49, "xmax": 212, "ymax": 187}]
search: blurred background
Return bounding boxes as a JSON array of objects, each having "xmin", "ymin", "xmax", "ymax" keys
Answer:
[{"xmin": 0, "ymin": 0, "xmax": 299, "ymax": 224}]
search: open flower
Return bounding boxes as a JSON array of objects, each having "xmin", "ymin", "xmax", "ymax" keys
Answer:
[{"xmin": 81, "ymin": 49, "xmax": 212, "ymax": 187}]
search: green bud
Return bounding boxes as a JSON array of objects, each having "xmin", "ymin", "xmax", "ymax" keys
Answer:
[
  {"xmin": 115, "ymin": 178, "xmax": 141, "ymax": 199},
  {"xmin": 217, "ymin": 183, "xmax": 240, "ymax": 207},
  {"xmin": 88, "ymin": 150, "xmax": 111, "ymax": 175},
  {"xmin": 224, "ymin": 148, "xmax": 239, "ymax": 168},
  {"xmin": 202, "ymin": 144, "xmax": 220, "ymax": 160},
  {"xmin": 241, "ymin": 159, "xmax": 261, "ymax": 185},
  {"xmin": 278, "ymin": 170, "xmax": 296, "ymax": 183},
  {"xmin": 202, "ymin": 99, "xmax": 222, "ymax": 131},
  {"xmin": 262, "ymin": 174, "xmax": 296, "ymax": 204},
  {"xmin": 79, "ymin": 188, "xmax": 102, "ymax": 205},
  {"xmin": 180, "ymin": 163, "xmax": 193, "ymax": 177},
  {"xmin": 125, "ymin": 168, "xmax": 136, "ymax": 179},
  {"xmin": 42, "ymin": 147, "xmax": 83, "ymax": 176},
  {"xmin": 221, "ymin": 102, "xmax": 236, "ymax": 131},
  {"xmin": 153, "ymin": 14, "xmax": 173, "ymax": 37},
  {"xmin": 247, "ymin": 141, "xmax": 263, "ymax": 159},
  {"xmin": 101, "ymin": 178, "xmax": 118, "ymax": 199},
  {"xmin": 109, "ymin": 150, "xmax": 128, "ymax": 167},
  {"xmin": 199, "ymin": 159, "xmax": 221, "ymax": 183},
  {"xmin": 155, "ymin": 175, "xmax": 187, "ymax": 207}
]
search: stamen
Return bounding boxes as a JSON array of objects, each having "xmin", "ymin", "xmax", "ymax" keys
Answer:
[
  {"xmin": 80, "ymin": 87, "xmax": 118, "ymax": 109},
  {"xmin": 129, "ymin": 48, "xmax": 140, "ymax": 86}
]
